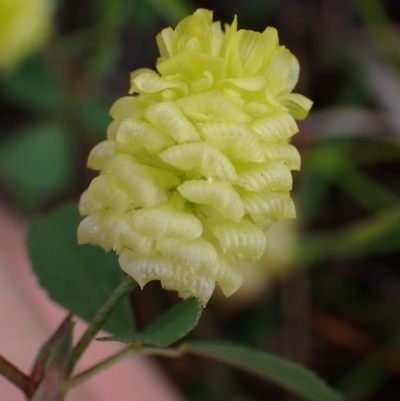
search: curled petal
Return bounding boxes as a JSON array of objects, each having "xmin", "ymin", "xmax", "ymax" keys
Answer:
[
  {"xmin": 260, "ymin": 143, "xmax": 301, "ymax": 170},
  {"xmin": 177, "ymin": 90, "xmax": 250, "ymax": 123},
  {"xmin": 77, "ymin": 213, "xmax": 113, "ymax": 252},
  {"xmin": 156, "ymin": 238, "xmax": 219, "ymax": 274},
  {"xmin": 107, "ymin": 121, "xmax": 119, "ymax": 140},
  {"xmin": 280, "ymin": 93, "xmax": 314, "ymax": 120},
  {"xmin": 117, "ymin": 117, "xmax": 174, "ymax": 153},
  {"xmin": 101, "ymin": 213, "xmax": 155, "ymax": 255},
  {"xmin": 109, "ymin": 96, "xmax": 143, "ymax": 122},
  {"xmin": 78, "ymin": 211, "xmax": 155, "ymax": 255},
  {"xmin": 240, "ymin": 191, "xmax": 296, "ymax": 219},
  {"xmin": 251, "ymin": 111, "xmax": 298, "ymax": 142},
  {"xmin": 239, "ymin": 30, "xmax": 276, "ymax": 76},
  {"xmin": 87, "ymin": 141, "xmax": 120, "ymax": 171},
  {"xmin": 144, "ymin": 101, "xmax": 201, "ymax": 143},
  {"xmin": 104, "ymin": 154, "xmax": 180, "ymax": 208},
  {"xmin": 157, "ymin": 52, "xmax": 225, "ymax": 82},
  {"xmin": 214, "ymin": 251, "xmax": 243, "ymax": 296},
  {"xmin": 178, "ymin": 180, "xmax": 244, "ymax": 221},
  {"xmin": 81, "ymin": 176, "xmax": 133, "ymax": 214},
  {"xmin": 156, "ymin": 27, "xmax": 175, "ymax": 58},
  {"xmin": 130, "ymin": 70, "xmax": 188, "ymax": 96},
  {"xmin": 286, "ymin": 55, "xmax": 300, "ymax": 93},
  {"xmin": 211, "ymin": 218, "xmax": 266, "ymax": 261},
  {"xmin": 199, "ymin": 122, "xmax": 265, "ymax": 163},
  {"xmin": 218, "ymin": 76, "xmax": 267, "ymax": 92},
  {"xmin": 266, "ymin": 47, "xmax": 293, "ymax": 94},
  {"xmin": 235, "ymin": 161, "xmax": 293, "ymax": 192},
  {"xmin": 160, "ymin": 142, "xmax": 237, "ymax": 180},
  {"xmin": 119, "ymin": 248, "xmax": 215, "ymax": 306},
  {"xmin": 132, "ymin": 197, "xmax": 203, "ymax": 240}
]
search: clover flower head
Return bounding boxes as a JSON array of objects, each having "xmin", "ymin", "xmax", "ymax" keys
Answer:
[
  {"xmin": 78, "ymin": 9, "xmax": 312, "ymax": 306},
  {"xmin": 0, "ymin": 0, "xmax": 53, "ymax": 70}
]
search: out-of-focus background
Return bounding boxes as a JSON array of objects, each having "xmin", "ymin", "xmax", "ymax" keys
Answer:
[{"xmin": 1, "ymin": 0, "xmax": 400, "ymax": 400}]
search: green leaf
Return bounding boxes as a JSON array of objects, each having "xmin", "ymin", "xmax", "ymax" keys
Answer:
[
  {"xmin": 29, "ymin": 314, "xmax": 73, "ymax": 401},
  {"xmin": 26, "ymin": 203, "xmax": 134, "ymax": 334},
  {"xmin": 98, "ymin": 298, "xmax": 202, "ymax": 347},
  {"xmin": 184, "ymin": 341, "xmax": 343, "ymax": 401},
  {"xmin": 0, "ymin": 124, "xmax": 75, "ymax": 211},
  {"xmin": 77, "ymin": 97, "xmax": 113, "ymax": 140},
  {"xmin": 1, "ymin": 56, "xmax": 65, "ymax": 111}
]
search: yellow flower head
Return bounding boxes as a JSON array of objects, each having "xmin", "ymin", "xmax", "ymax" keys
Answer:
[
  {"xmin": 78, "ymin": 9, "xmax": 312, "ymax": 306},
  {"xmin": 0, "ymin": 0, "xmax": 53, "ymax": 70}
]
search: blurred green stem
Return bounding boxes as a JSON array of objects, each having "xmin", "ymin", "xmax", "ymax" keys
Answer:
[
  {"xmin": 67, "ymin": 275, "xmax": 136, "ymax": 376},
  {"xmin": 145, "ymin": 0, "xmax": 193, "ymax": 24},
  {"xmin": 351, "ymin": 0, "xmax": 400, "ymax": 71}
]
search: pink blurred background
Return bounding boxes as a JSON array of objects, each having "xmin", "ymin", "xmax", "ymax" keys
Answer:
[{"xmin": 0, "ymin": 205, "xmax": 184, "ymax": 401}]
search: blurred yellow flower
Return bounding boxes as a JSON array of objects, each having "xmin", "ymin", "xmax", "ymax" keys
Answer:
[
  {"xmin": 78, "ymin": 9, "xmax": 312, "ymax": 306},
  {"xmin": 0, "ymin": 0, "xmax": 53, "ymax": 70}
]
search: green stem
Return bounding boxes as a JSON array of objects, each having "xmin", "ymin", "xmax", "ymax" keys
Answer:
[
  {"xmin": 67, "ymin": 275, "xmax": 136, "ymax": 376},
  {"xmin": 68, "ymin": 344, "xmax": 184, "ymax": 389},
  {"xmin": 67, "ymin": 345, "xmax": 183, "ymax": 389},
  {"xmin": 67, "ymin": 345, "xmax": 139, "ymax": 389},
  {"xmin": 0, "ymin": 354, "xmax": 30, "ymax": 395}
]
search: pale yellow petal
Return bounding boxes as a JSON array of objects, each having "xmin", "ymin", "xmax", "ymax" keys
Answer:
[
  {"xmin": 198, "ymin": 122, "xmax": 265, "ymax": 163},
  {"xmin": 132, "ymin": 199, "xmax": 203, "ymax": 240},
  {"xmin": 156, "ymin": 27, "xmax": 175, "ymax": 58},
  {"xmin": 106, "ymin": 121, "xmax": 119, "ymax": 140},
  {"xmin": 130, "ymin": 70, "xmax": 188, "ymax": 96},
  {"xmin": 177, "ymin": 90, "xmax": 250, "ymax": 123},
  {"xmin": 251, "ymin": 111, "xmax": 298, "ymax": 141},
  {"xmin": 87, "ymin": 141, "xmax": 118, "ymax": 171},
  {"xmin": 266, "ymin": 47, "xmax": 293, "ymax": 94},
  {"xmin": 83, "ymin": 175, "xmax": 133, "ymax": 213},
  {"xmin": 235, "ymin": 161, "xmax": 293, "ymax": 192},
  {"xmin": 156, "ymin": 238, "xmax": 219, "ymax": 274},
  {"xmin": 211, "ymin": 218, "xmax": 266, "ymax": 261},
  {"xmin": 280, "ymin": 93, "xmax": 313, "ymax": 120},
  {"xmin": 144, "ymin": 101, "xmax": 201, "ymax": 143},
  {"xmin": 178, "ymin": 180, "xmax": 244, "ymax": 222},
  {"xmin": 286, "ymin": 55, "xmax": 300, "ymax": 93},
  {"xmin": 160, "ymin": 142, "xmax": 237, "ymax": 180},
  {"xmin": 260, "ymin": 143, "xmax": 301, "ymax": 170},
  {"xmin": 214, "ymin": 251, "xmax": 243, "ymax": 297},
  {"xmin": 117, "ymin": 117, "xmax": 174, "ymax": 153},
  {"xmin": 240, "ymin": 191, "xmax": 296, "ymax": 219},
  {"xmin": 119, "ymin": 249, "xmax": 215, "ymax": 306},
  {"xmin": 109, "ymin": 96, "xmax": 143, "ymax": 122},
  {"xmin": 77, "ymin": 214, "xmax": 113, "ymax": 252},
  {"xmin": 101, "ymin": 213, "xmax": 155, "ymax": 255},
  {"xmin": 157, "ymin": 51, "xmax": 225, "ymax": 81},
  {"xmin": 218, "ymin": 76, "xmax": 267, "ymax": 92},
  {"xmin": 104, "ymin": 154, "xmax": 180, "ymax": 208}
]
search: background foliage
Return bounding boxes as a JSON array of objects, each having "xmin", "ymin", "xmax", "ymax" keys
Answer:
[{"xmin": 1, "ymin": 0, "xmax": 400, "ymax": 400}]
